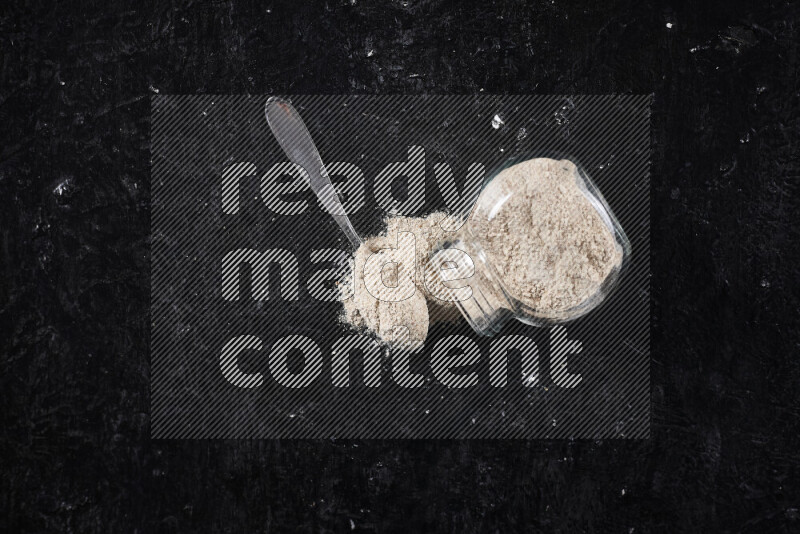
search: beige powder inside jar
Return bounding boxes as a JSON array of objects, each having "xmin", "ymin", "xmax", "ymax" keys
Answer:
[
  {"xmin": 469, "ymin": 158, "xmax": 623, "ymax": 315},
  {"xmin": 340, "ymin": 158, "xmax": 624, "ymax": 345}
]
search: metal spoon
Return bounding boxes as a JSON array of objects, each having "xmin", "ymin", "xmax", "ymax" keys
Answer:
[{"xmin": 265, "ymin": 97, "xmax": 362, "ymax": 248}]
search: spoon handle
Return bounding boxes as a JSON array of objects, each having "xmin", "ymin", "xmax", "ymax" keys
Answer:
[{"xmin": 265, "ymin": 97, "xmax": 362, "ymax": 248}]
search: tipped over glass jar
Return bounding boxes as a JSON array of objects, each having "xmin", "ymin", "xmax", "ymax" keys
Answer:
[{"xmin": 430, "ymin": 157, "xmax": 630, "ymax": 336}]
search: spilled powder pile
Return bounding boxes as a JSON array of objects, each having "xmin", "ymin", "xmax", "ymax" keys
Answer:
[
  {"xmin": 470, "ymin": 158, "xmax": 623, "ymax": 314},
  {"xmin": 341, "ymin": 212, "xmax": 457, "ymax": 350}
]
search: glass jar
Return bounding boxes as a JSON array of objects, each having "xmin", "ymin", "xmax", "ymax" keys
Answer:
[{"xmin": 430, "ymin": 156, "xmax": 631, "ymax": 336}]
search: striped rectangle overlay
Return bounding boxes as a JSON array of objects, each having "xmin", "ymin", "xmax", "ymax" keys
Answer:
[{"xmin": 151, "ymin": 95, "xmax": 650, "ymax": 438}]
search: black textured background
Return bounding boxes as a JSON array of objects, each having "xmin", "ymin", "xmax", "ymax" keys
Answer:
[{"xmin": 1, "ymin": 0, "xmax": 798, "ymax": 532}]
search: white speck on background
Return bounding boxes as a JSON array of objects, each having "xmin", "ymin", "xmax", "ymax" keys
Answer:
[
  {"xmin": 491, "ymin": 114, "xmax": 505, "ymax": 129},
  {"xmin": 53, "ymin": 178, "xmax": 71, "ymax": 196}
]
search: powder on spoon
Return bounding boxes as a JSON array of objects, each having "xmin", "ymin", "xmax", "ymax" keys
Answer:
[{"xmin": 340, "ymin": 212, "xmax": 457, "ymax": 350}]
